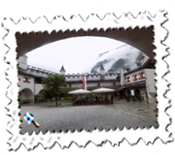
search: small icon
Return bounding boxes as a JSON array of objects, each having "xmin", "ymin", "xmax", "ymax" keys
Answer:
[{"xmin": 23, "ymin": 112, "xmax": 40, "ymax": 127}]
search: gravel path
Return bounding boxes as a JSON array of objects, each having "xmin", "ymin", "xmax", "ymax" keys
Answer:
[{"xmin": 20, "ymin": 101, "xmax": 158, "ymax": 134}]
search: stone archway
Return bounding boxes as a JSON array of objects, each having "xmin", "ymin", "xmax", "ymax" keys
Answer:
[
  {"xmin": 19, "ymin": 88, "xmax": 34, "ymax": 103},
  {"xmin": 16, "ymin": 27, "xmax": 154, "ymax": 59},
  {"xmin": 38, "ymin": 89, "xmax": 44, "ymax": 96}
]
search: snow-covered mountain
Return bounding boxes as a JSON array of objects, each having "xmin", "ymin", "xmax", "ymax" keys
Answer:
[{"xmin": 90, "ymin": 44, "xmax": 144, "ymax": 73}]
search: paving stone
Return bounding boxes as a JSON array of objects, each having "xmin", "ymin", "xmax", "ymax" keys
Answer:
[{"xmin": 20, "ymin": 100, "xmax": 158, "ymax": 135}]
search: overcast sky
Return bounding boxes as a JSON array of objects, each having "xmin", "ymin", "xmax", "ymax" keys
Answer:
[{"xmin": 26, "ymin": 36, "xmax": 126, "ymax": 74}]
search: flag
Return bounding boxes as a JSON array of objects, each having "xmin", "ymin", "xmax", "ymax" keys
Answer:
[{"xmin": 82, "ymin": 76, "xmax": 87, "ymax": 90}]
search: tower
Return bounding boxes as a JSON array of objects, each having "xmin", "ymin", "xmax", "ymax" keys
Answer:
[
  {"xmin": 99, "ymin": 64, "xmax": 105, "ymax": 75},
  {"xmin": 120, "ymin": 68, "xmax": 125, "ymax": 86},
  {"xmin": 17, "ymin": 55, "xmax": 28, "ymax": 70},
  {"xmin": 59, "ymin": 65, "xmax": 66, "ymax": 75}
]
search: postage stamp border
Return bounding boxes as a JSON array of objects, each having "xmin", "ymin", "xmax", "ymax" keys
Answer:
[{"xmin": 2, "ymin": 11, "xmax": 172, "ymax": 150}]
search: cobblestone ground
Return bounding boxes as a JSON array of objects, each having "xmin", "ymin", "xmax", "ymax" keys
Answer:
[{"xmin": 20, "ymin": 100, "xmax": 158, "ymax": 135}]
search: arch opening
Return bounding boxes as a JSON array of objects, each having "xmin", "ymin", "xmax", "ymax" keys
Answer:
[{"xmin": 19, "ymin": 88, "xmax": 34, "ymax": 103}]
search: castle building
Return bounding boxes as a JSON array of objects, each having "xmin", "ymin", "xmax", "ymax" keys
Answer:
[{"xmin": 18, "ymin": 54, "xmax": 156, "ymax": 109}]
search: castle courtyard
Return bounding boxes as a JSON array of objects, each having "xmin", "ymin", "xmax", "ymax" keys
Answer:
[{"xmin": 20, "ymin": 100, "xmax": 158, "ymax": 135}]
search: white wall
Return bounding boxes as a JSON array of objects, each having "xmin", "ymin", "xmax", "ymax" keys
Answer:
[
  {"xmin": 19, "ymin": 88, "xmax": 33, "ymax": 100},
  {"xmin": 100, "ymin": 81, "xmax": 115, "ymax": 87},
  {"xmin": 145, "ymin": 69, "xmax": 156, "ymax": 93},
  {"xmin": 17, "ymin": 55, "xmax": 28, "ymax": 70},
  {"xmin": 18, "ymin": 63, "xmax": 27, "ymax": 70},
  {"xmin": 145, "ymin": 69, "xmax": 157, "ymax": 106},
  {"xmin": 18, "ymin": 74, "xmax": 35, "ymax": 102},
  {"xmin": 70, "ymin": 81, "xmax": 116, "ymax": 89},
  {"xmin": 71, "ymin": 83, "xmax": 82, "ymax": 88},
  {"xmin": 35, "ymin": 84, "xmax": 44, "ymax": 95},
  {"xmin": 125, "ymin": 69, "xmax": 145, "ymax": 84},
  {"xmin": 18, "ymin": 74, "xmax": 34, "ymax": 92}
]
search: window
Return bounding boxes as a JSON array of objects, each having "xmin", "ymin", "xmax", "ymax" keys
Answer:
[
  {"xmin": 95, "ymin": 83, "xmax": 100, "ymax": 86},
  {"xmin": 126, "ymin": 76, "xmax": 130, "ymax": 83},
  {"xmin": 140, "ymin": 73, "xmax": 143, "ymax": 79},
  {"xmin": 140, "ymin": 72, "xmax": 145, "ymax": 79},
  {"xmin": 132, "ymin": 74, "xmax": 139, "ymax": 82},
  {"xmin": 23, "ymin": 76, "xmax": 31, "ymax": 83},
  {"xmin": 111, "ymin": 82, "xmax": 115, "ymax": 86},
  {"xmin": 67, "ymin": 83, "xmax": 71, "ymax": 88}
]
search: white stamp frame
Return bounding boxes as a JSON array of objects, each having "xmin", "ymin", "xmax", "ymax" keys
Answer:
[{"xmin": 2, "ymin": 11, "xmax": 172, "ymax": 150}]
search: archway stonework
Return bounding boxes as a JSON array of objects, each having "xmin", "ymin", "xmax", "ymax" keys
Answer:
[
  {"xmin": 19, "ymin": 88, "xmax": 34, "ymax": 102},
  {"xmin": 35, "ymin": 84, "xmax": 44, "ymax": 95},
  {"xmin": 16, "ymin": 26, "xmax": 154, "ymax": 59},
  {"xmin": 37, "ymin": 89, "xmax": 45, "ymax": 99},
  {"xmin": 38, "ymin": 89, "xmax": 43, "ymax": 95}
]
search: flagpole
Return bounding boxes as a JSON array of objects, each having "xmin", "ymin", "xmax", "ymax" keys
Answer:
[{"xmin": 85, "ymin": 76, "xmax": 87, "ymax": 90}]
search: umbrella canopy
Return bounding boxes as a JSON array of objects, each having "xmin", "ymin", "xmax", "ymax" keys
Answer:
[
  {"xmin": 68, "ymin": 89, "xmax": 92, "ymax": 94},
  {"xmin": 91, "ymin": 87, "xmax": 115, "ymax": 93}
]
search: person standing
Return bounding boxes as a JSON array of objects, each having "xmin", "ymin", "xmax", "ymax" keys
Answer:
[
  {"xmin": 111, "ymin": 95, "xmax": 114, "ymax": 104},
  {"xmin": 88, "ymin": 95, "xmax": 91, "ymax": 105},
  {"xmin": 105, "ymin": 94, "xmax": 108, "ymax": 104},
  {"xmin": 108, "ymin": 95, "xmax": 110, "ymax": 102},
  {"xmin": 96, "ymin": 95, "xmax": 98, "ymax": 101}
]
